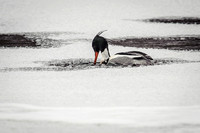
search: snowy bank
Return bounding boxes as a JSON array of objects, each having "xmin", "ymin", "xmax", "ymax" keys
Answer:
[{"xmin": 0, "ymin": 104, "xmax": 200, "ymax": 133}]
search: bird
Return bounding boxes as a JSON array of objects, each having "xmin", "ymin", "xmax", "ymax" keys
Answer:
[{"xmin": 92, "ymin": 31, "xmax": 154, "ymax": 66}]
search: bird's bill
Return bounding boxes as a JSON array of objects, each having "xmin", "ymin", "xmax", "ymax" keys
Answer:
[{"xmin": 94, "ymin": 52, "xmax": 99, "ymax": 65}]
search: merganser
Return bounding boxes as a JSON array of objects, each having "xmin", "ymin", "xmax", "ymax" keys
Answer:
[{"xmin": 92, "ymin": 31, "xmax": 153, "ymax": 66}]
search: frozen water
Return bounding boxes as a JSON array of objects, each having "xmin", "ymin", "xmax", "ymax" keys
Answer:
[
  {"xmin": 0, "ymin": 0, "xmax": 200, "ymax": 133},
  {"xmin": 0, "ymin": 0, "xmax": 200, "ymax": 37}
]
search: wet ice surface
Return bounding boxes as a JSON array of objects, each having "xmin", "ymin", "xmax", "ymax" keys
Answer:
[{"xmin": 0, "ymin": 58, "xmax": 198, "ymax": 72}]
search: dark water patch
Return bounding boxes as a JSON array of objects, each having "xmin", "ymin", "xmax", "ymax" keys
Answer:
[
  {"xmin": 39, "ymin": 58, "xmax": 114, "ymax": 70},
  {"xmin": 0, "ymin": 32, "xmax": 84, "ymax": 48},
  {"xmin": 0, "ymin": 34, "xmax": 62, "ymax": 48},
  {"xmin": 24, "ymin": 31, "xmax": 85, "ymax": 48},
  {"xmin": 0, "ymin": 34, "xmax": 36, "ymax": 47},
  {"xmin": 153, "ymin": 58, "xmax": 198, "ymax": 65},
  {"xmin": 108, "ymin": 36, "xmax": 200, "ymax": 51},
  {"xmin": 125, "ymin": 17, "xmax": 200, "ymax": 25},
  {"xmin": 2, "ymin": 32, "xmax": 200, "ymax": 50},
  {"xmin": 144, "ymin": 17, "xmax": 200, "ymax": 25},
  {"xmin": 0, "ymin": 58, "xmax": 199, "ymax": 72}
]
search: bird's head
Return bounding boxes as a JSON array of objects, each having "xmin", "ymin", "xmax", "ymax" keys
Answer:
[{"xmin": 92, "ymin": 35, "xmax": 110, "ymax": 65}]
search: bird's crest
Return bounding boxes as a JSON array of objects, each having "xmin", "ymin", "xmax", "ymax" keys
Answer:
[{"xmin": 96, "ymin": 30, "xmax": 107, "ymax": 36}]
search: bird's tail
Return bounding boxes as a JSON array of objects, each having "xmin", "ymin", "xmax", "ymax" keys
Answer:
[{"xmin": 96, "ymin": 30, "xmax": 107, "ymax": 36}]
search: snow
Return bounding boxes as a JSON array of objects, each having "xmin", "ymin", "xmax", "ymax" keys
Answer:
[
  {"xmin": 1, "ymin": 0, "xmax": 200, "ymax": 132},
  {"xmin": 0, "ymin": 104, "xmax": 200, "ymax": 133},
  {"xmin": 1, "ymin": 48, "xmax": 200, "ymax": 107},
  {"xmin": 0, "ymin": 104, "xmax": 200, "ymax": 126},
  {"xmin": 0, "ymin": 41, "xmax": 200, "ymax": 132},
  {"xmin": 1, "ymin": 0, "xmax": 200, "ymax": 37}
]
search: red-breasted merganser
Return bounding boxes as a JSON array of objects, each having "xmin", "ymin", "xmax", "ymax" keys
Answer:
[{"xmin": 92, "ymin": 31, "xmax": 153, "ymax": 66}]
